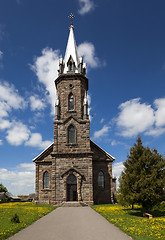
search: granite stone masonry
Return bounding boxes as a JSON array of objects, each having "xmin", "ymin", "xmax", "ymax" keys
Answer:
[{"xmin": 33, "ymin": 22, "xmax": 116, "ymax": 206}]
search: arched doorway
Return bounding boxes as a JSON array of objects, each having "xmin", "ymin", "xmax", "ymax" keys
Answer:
[{"xmin": 67, "ymin": 174, "xmax": 77, "ymax": 201}]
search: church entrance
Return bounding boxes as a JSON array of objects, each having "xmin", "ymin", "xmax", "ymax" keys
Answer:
[{"xmin": 67, "ymin": 174, "xmax": 77, "ymax": 201}]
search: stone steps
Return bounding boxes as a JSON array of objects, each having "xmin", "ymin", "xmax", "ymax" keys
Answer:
[{"xmin": 60, "ymin": 201, "xmax": 88, "ymax": 207}]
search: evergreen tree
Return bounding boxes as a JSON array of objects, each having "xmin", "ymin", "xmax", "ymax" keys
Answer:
[
  {"xmin": 0, "ymin": 183, "xmax": 8, "ymax": 193},
  {"xmin": 118, "ymin": 137, "xmax": 165, "ymax": 211}
]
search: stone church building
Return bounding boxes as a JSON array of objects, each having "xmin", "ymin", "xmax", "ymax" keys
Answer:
[{"xmin": 33, "ymin": 22, "xmax": 116, "ymax": 205}]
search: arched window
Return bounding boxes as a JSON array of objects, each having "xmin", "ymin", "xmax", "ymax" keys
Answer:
[
  {"xmin": 68, "ymin": 93, "xmax": 74, "ymax": 110},
  {"xmin": 43, "ymin": 171, "xmax": 49, "ymax": 189},
  {"xmin": 98, "ymin": 171, "xmax": 104, "ymax": 188},
  {"xmin": 68, "ymin": 124, "xmax": 76, "ymax": 144}
]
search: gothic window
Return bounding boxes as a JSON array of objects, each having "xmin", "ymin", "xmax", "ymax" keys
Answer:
[
  {"xmin": 98, "ymin": 171, "xmax": 104, "ymax": 188},
  {"xmin": 68, "ymin": 124, "xmax": 76, "ymax": 144},
  {"xmin": 68, "ymin": 93, "xmax": 74, "ymax": 110},
  {"xmin": 43, "ymin": 171, "xmax": 49, "ymax": 189}
]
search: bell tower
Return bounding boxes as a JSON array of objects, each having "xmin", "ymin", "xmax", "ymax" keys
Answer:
[
  {"xmin": 53, "ymin": 21, "xmax": 90, "ymax": 153},
  {"xmin": 52, "ymin": 18, "xmax": 94, "ymax": 204}
]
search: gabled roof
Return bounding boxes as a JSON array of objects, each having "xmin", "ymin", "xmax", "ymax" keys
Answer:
[
  {"xmin": 33, "ymin": 141, "xmax": 115, "ymax": 163},
  {"xmin": 90, "ymin": 140, "xmax": 115, "ymax": 161},
  {"xmin": 33, "ymin": 143, "xmax": 54, "ymax": 162}
]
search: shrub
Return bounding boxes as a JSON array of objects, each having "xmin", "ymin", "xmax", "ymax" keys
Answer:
[{"xmin": 11, "ymin": 213, "xmax": 20, "ymax": 223}]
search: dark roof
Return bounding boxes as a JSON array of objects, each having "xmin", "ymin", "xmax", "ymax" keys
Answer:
[
  {"xmin": 33, "ymin": 143, "xmax": 54, "ymax": 162},
  {"xmin": 5, "ymin": 192, "xmax": 21, "ymax": 200},
  {"xmin": 90, "ymin": 140, "xmax": 115, "ymax": 161},
  {"xmin": 33, "ymin": 140, "xmax": 115, "ymax": 163}
]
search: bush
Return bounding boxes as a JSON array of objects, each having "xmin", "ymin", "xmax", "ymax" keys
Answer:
[{"xmin": 11, "ymin": 213, "xmax": 20, "ymax": 223}]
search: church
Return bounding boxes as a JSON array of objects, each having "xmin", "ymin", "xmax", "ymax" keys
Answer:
[{"xmin": 33, "ymin": 19, "xmax": 116, "ymax": 206}]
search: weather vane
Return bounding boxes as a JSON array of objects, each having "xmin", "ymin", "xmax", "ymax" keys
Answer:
[{"xmin": 68, "ymin": 13, "xmax": 75, "ymax": 26}]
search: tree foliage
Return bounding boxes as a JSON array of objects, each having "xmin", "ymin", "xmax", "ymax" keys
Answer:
[
  {"xmin": 0, "ymin": 183, "xmax": 8, "ymax": 193},
  {"xmin": 118, "ymin": 137, "xmax": 165, "ymax": 210}
]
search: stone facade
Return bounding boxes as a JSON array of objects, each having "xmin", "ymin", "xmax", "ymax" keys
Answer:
[{"xmin": 33, "ymin": 23, "xmax": 115, "ymax": 205}]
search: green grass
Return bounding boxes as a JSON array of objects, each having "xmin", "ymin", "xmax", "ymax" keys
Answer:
[
  {"xmin": 91, "ymin": 204, "xmax": 165, "ymax": 240},
  {"xmin": 0, "ymin": 202, "xmax": 57, "ymax": 239}
]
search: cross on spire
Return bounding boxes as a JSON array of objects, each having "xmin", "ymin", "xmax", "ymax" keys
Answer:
[{"xmin": 68, "ymin": 13, "xmax": 75, "ymax": 26}]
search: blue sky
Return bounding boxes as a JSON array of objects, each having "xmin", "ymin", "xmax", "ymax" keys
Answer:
[{"xmin": 0, "ymin": 0, "xmax": 165, "ymax": 195}]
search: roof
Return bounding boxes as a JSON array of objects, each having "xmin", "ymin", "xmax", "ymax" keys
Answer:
[
  {"xmin": 33, "ymin": 142, "xmax": 54, "ymax": 162},
  {"xmin": 33, "ymin": 141, "xmax": 115, "ymax": 163},
  {"xmin": 63, "ymin": 24, "xmax": 79, "ymax": 73},
  {"xmin": 90, "ymin": 140, "xmax": 115, "ymax": 161},
  {"xmin": 5, "ymin": 192, "xmax": 20, "ymax": 200}
]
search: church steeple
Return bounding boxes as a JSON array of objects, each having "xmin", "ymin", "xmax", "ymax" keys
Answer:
[{"xmin": 58, "ymin": 15, "xmax": 86, "ymax": 75}]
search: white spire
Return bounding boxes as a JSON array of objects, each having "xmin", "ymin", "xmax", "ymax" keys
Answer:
[{"xmin": 63, "ymin": 24, "xmax": 79, "ymax": 73}]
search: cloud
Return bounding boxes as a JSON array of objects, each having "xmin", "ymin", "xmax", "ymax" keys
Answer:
[
  {"xmin": 0, "ymin": 50, "xmax": 3, "ymax": 59},
  {"xmin": 0, "ymin": 118, "xmax": 11, "ymax": 130},
  {"xmin": 78, "ymin": 0, "xmax": 95, "ymax": 15},
  {"xmin": 116, "ymin": 98, "xmax": 154, "ymax": 137},
  {"xmin": 112, "ymin": 162, "xmax": 124, "ymax": 188},
  {"xmin": 0, "ymin": 80, "xmax": 27, "ymax": 131},
  {"xmin": 145, "ymin": 128, "xmax": 165, "ymax": 137},
  {"xmin": 0, "ymin": 165, "xmax": 35, "ymax": 195},
  {"xmin": 0, "ymin": 80, "xmax": 26, "ymax": 110},
  {"xmin": 0, "ymin": 50, "xmax": 3, "ymax": 68},
  {"xmin": 25, "ymin": 133, "xmax": 52, "ymax": 149},
  {"xmin": 78, "ymin": 42, "xmax": 99, "ymax": 68},
  {"xmin": 0, "ymin": 139, "xmax": 3, "ymax": 145},
  {"xmin": 154, "ymin": 98, "xmax": 165, "ymax": 127},
  {"xmin": 116, "ymin": 97, "xmax": 165, "ymax": 137},
  {"xmin": 17, "ymin": 163, "xmax": 35, "ymax": 171},
  {"xmin": 100, "ymin": 118, "xmax": 105, "ymax": 124},
  {"xmin": 93, "ymin": 125, "xmax": 110, "ymax": 139},
  {"xmin": 6, "ymin": 121, "xmax": 30, "ymax": 146},
  {"xmin": 29, "ymin": 95, "xmax": 46, "ymax": 111},
  {"xmin": 31, "ymin": 47, "xmax": 60, "ymax": 114}
]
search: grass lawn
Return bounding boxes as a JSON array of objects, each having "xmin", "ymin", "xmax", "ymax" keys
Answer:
[
  {"xmin": 92, "ymin": 204, "xmax": 165, "ymax": 240},
  {"xmin": 0, "ymin": 202, "xmax": 57, "ymax": 239}
]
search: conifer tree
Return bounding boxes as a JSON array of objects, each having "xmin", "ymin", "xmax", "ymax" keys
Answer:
[{"xmin": 118, "ymin": 137, "xmax": 165, "ymax": 211}]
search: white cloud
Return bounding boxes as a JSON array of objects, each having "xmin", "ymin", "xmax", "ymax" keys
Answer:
[
  {"xmin": 0, "ymin": 118, "xmax": 11, "ymax": 130},
  {"xmin": 116, "ymin": 98, "xmax": 154, "ymax": 137},
  {"xmin": 29, "ymin": 95, "xmax": 46, "ymax": 111},
  {"xmin": 25, "ymin": 133, "xmax": 52, "ymax": 149},
  {"xmin": 112, "ymin": 162, "xmax": 124, "ymax": 188},
  {"xmin": 93, "ymin": 125, "xmax": 110, "ymax": 139},
  {"xmin": 6, "ymin": 121, "xmax": 30, "ymax": 146},
  {"xmin": 0, "ymin": 81, "xmax": 26, "ymax": 109},
  {"xmin": 0, "ymin": 139, "xmax": 3, "ymax": 145},
  {"xmin": 31, "ymin": 47, "xmax": 60, "ymax": 114},
  {"xmin": 0, "ymin": 165, "xmax": 35, "ymax": 195},
  {"xmin": 78, "ymin": 42, "xmax": 99, "ymax": 68},
  {"xmin": 116, "ymin": 97, "xmax": 165, "ymax": 137},
  {"xmin": 0, "ymin": 102, "xmax": 11, "ymax": 118},
  {"xmin": 78, "ymin": 0, "xmax": 95, "ymax": 15},
  {"xmin": 0, "ymin": 50, "xmax": 3, "ymax": 59},
  {"xmin": 100, "ymin": 118, "xmax": 104, "ymax": 124},
  {"xmin": 17, "ymin": 163, "xmax": 35, "ymax": 171},
  {"xmin": 145, "ymin": 128, "xmax": 165, "ymax": 137},
  {"xmin": 154, "ymin": 98, "xmax": 165, "ymax": 127}
]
